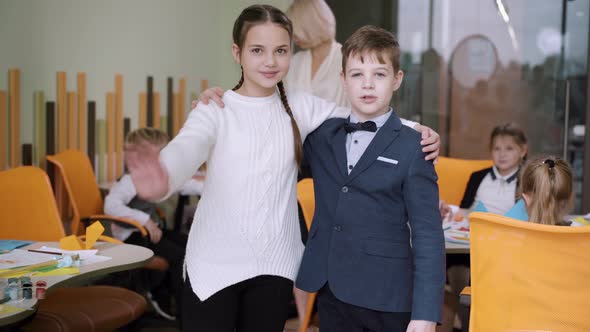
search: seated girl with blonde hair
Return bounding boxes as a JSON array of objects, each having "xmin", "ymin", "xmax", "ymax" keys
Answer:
[{"xmin": 516, "ymin": 155, "xmax": 574, "ymax": 226}]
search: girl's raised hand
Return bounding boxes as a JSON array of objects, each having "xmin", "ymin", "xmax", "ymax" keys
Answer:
[
  {"xmin": 192, "ymin": 87, "xmax": 225, "ymax": 109},
  {"xmin": 124, "ymin": 142, "xmax": 169, "ymax": 201}
]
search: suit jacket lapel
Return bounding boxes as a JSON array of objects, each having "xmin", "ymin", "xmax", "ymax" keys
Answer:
[
  {"xmin": 329, "ymin": 122, "xmax": 349, "ymax": 179},
  {"xmin": 346, "ymin": 112, "xmax": 402, "ymax": 184}
]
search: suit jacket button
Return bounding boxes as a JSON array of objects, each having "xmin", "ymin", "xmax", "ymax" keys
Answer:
[
  {"xmin": 341, "ymin": 186, "xmax": 348, "ymax": 193},
  {"xmin": 334, "ymin": 225, "xmax": 342, "ymax": 232}
]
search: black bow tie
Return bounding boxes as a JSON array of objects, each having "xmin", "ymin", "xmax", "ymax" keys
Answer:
[{"xmin": 343, "ymin": 121, "xmax": 377, "ymax": 133}]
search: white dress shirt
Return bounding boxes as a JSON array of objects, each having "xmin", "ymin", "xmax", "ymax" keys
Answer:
[
  {"xmin": 472, "ymin": 166, "xmax": 519, "ymax": 214},
  {"xmin": 345, "ymin": 109, "xmax": 415, "ymax": 174}
]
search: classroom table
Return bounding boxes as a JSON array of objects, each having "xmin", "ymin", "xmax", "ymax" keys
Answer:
[
  {"xmin": 0, "ymin": 242, "xmax": 153, "ymax": 327},
  {"xmin": 445, "ymin": 241, "xmax": 470, "ymax": 254}
]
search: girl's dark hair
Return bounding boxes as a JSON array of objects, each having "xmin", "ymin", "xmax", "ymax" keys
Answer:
[
  {"xmin": 519, "ymin": 156, "xmax": 573, "ymax": 225},
  {"xmin": 489, "ymin": 122, "xmax": 528, "ymax": 160},
  {"xmin": 231, "ymin": 4, "xmax": 303, "ymax": 165}
]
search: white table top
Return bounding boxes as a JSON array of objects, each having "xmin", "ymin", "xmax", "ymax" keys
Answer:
[{"xmin": 0, "ymin": 242, "xmax": 153, "ymax": 326}]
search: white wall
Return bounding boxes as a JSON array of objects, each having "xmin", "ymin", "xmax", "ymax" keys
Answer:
[{"xmin": 0, "ymin": 0, "xmax": 290, "ymax": 143}]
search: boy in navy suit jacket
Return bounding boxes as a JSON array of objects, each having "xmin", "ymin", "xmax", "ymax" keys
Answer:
[{"xmin": 296, "ymin": 26, "xmax": 445, "ymax": 332}]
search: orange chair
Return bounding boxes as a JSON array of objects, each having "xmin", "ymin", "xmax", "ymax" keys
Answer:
[
  {"xmin": 435, "ymin": 156, "xmax": 493, "ymax": 206},
  {"xmin": 296, "ymin": 178, "xmax": 317, "ymax": 332},
  {"xmin": 0, "ymin": 166, "xmax": 146, "ymax": 331},
  {"xmin": 46, "ymin": 150, "xmax": 168, "ymax": 271},
  {"xmin": 46, "ymin": 150, "xmax": 146, "ymax": 236},
  {"xmin": 0, "ymin": 167, "xmax": 67, "ymax": 242},
  {"xmin": 467, "ymin": 212, "xmax": 590, "ymax": 332}
]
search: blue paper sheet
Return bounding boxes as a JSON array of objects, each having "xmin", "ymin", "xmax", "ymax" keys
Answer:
[{"xmin": 0, "ymin": 240, "xmax": 33, "ymax": 252}]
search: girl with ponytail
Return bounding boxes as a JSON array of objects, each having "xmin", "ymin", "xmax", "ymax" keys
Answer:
[
  {"xmin": 124, "ymin": 4, "xmax": 365, "ymax": 330},
  {"xmin": 519, "ymin": 156, "xmax": 574, "ymax": 225}
]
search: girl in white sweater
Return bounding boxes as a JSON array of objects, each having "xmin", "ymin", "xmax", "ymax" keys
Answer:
[{"xmin": 126, "ymin": 5, "xmax": 438, "ymax": 331}]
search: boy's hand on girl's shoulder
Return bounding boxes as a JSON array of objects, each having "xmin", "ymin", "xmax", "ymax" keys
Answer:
[
  {"xmin": 145, "ymin": 219, "xmax": 163, "ymax": 244},
  {"xmin": 406, "ymin": 320, "xmax": 436, "ymax": 332},
  {"xmin": 192, "ymin": 87, "xmax": 225, "ymax": 109},
  {"xmin": 414, "ymin": 124, "xmax": 440, "ymax": 163}
]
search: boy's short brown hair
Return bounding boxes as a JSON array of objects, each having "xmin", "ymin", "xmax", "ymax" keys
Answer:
[
  {"xmin": 125, "ymin": 127, "xmax": 169, "ymax": 147},
  {"xmin": 341, "ymin": 25, "xmax": 401, "ymax": 74}
]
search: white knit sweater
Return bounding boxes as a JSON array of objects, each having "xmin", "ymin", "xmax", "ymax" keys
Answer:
[{"xmin": 159, "ymin": 90, "xmax": 351, "ymax": 300}]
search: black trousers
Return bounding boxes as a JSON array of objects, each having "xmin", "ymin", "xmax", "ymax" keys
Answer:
[
  {"xmin": 317, "ymin": 284, "xmax": 411, "ymax": 332},
  {"xmin": 126, "ymin": 230, "xmax": 187, "ymax": 315},
  {"xmin": 182, "ymin": 275, "xmax": 293, "ymax": 332}
]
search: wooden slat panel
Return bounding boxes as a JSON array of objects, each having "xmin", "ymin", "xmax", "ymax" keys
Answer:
[
  {"xmin": 87, "ymin": 101, "xmax": 96, "ymax": 169},
  {"xmin": 34, "ymin": 91, "xmax": 46, "ymax": 168},
  {"xmin": 201, "ymin": 79, "xmax": 208, "ymax": 93},
  {"xmin": 138, "ymin": 93, "xmax": 146, "ymax": 128},
  {"xmin": 45, "ymin": 102, "xmax": 56, "ymax": 156},
  {"xmin": 123, "ymin": 117, "xmax": 131, "ymax": 174},
  {"xmin": 190, "ymin": 92, "xmax": 198, "ymax": 111},
  {"xmin": 173, "ymin": 93, "xmax": 180, "ymax": 136},
  {"xmin": 45, "ymin": 101, "xmax": 56, "ymax": 191},
  {"xmin": 178, "ymin": 78, "xmax": 186, "ymax": 130},
  {"xmin": 97, "ymin": 119, "xmax": 106, "ymax": 183},
  {"xmin": 153, "ymin": 92, "xmax": 160, "ymax": 129},
  {"xmin": 0, "ymin": 91, "xmax": 6, "ymax": 170},
  {"xmin": 57, "ymin": 72, "xmax": 67, "ymax": 152},
  {"xmin": 123, "ymin": 117, "xmax": 131, "ymax": 140},
  {"xmin": 167, "ymin": 77, "xmax": 173, "ymax": 137},
  {"xmin": 160, "ymin": 116, "xmax": 167, "ymax": 132},
  {"xmin": 60, "ymin": 89, "xmax": 73, "ymax": 220},
  {"xmin": 22, "ymin": 144, "xmax": 32, "ymax": 166},
  {"xmin": 106, "ymin": 93, "xmax": 115, "ymax": 182},
  {"xmin": 9, "ymin": 69, "xmax": 20, "ymax": 167},
  {"xmin": 67, "ymin": 92, "xmax": 77, "ymax": 149},
  {"xmin": 115, "ymin": 74, "xmax": 123, "ymax": 177},
  {"xmin": 77, "ymin": 73, "xmax": 87, "ymax": 154},
  {"xmin": 147, "ymin": 76, "xmax": 153, "ymax": 127},
  {"xmin": 48, "ymin": 91, "xmax": 68, "ymax": 221}
]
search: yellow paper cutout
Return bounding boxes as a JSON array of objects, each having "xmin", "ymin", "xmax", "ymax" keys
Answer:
[
  {"xmin": 85, "ymin": 221, "xmax": 104, "ymax": 249},
  {"xmin": 60, "ymin": 235, "xmax": 84, "ymax": 250},
  {"xmin": 59, "ymin": 221, "xmax": 105, "ymax": 250}
]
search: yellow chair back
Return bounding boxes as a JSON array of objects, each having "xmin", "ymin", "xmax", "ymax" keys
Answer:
[
  {"xmin": 46, "ymin": 150, "xmax": 104, "ymax": 235},
  {"xmin": 435, "ymin": 156, "xmax": 493, "ymax": 206},
  {"xmin": 296, "ymin": 178, "xmax": 315, "ymax": 231},
  {"xmin": 468, "ymin": 212, "xmax": 590, "ymax": 332},
  {"xmin": 296, "ymin": 178, "xmax": 317, "ymax": 332},
  {"xmin": 0, "ymin": 167, "xmax": 66, "ymax": 241}
]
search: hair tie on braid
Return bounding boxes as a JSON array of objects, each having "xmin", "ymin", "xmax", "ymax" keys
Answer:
[{"xmin": 544, "ymin": 159, "xmax": 556, "ymax": 169}]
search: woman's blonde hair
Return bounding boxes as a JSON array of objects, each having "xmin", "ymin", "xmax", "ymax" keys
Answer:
[
  {"xmin": 287, "ymin": 0, "xmax": 336, "ymax": 47},
  {"xmin": 519, "ymin": 156, "xmax": 573, "ymax": 225},
  {"xmin": 125, "ymin": 127, "xmax": 169, "ymax": 147}
]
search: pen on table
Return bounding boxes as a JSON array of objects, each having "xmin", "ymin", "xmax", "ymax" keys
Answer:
[{"xmin": 27, "ymin": 249, "xmax": 63, "ymax": 256}]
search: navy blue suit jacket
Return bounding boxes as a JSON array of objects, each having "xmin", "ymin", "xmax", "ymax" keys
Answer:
[{"xmin": 296, "ymin": 112, "xmax": 445, "ymax": 322}]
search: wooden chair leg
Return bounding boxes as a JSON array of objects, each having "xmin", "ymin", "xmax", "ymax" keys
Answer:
[{"xmin": 298, "ymin": 291, "xmax": 317, "ymax": 332}]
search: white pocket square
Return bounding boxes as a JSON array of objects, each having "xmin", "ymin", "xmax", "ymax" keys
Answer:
[{"xmin": 377, "ymin": 156, "xmax": 398, "ymax": 164}]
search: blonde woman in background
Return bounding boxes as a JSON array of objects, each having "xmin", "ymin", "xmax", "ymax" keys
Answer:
[{"xmin": 284, "ymin": 0, "xmax": 348, "ymax": 107}]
